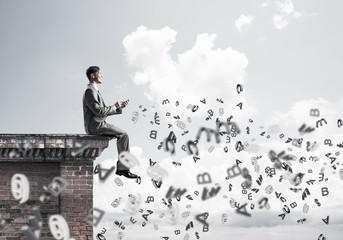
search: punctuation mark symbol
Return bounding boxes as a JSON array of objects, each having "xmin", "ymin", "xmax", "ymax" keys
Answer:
[
  {"xmin": 167, "ymin": 198, "xmax": 173, "ymax": 207},
  {"xmin": 318, "ymin": 234, "xmax": 326, "ymax": 240}
]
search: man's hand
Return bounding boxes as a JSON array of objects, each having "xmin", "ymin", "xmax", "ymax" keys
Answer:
[
  {"xmin": 121, "ymin": 99, "xmax": 129, "ymax": 108},
  {"xmin": 115, "ymin": 99, "xmax": 129, "ymax": 109}
]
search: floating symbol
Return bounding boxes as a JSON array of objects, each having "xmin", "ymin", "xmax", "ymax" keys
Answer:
[
  {"xmin": 136, "ymin": 176, "xmax": 141, "ymax": 184},
  {"xmin": 49, "ymin": 215, "xmax": 73, "ymax": 240},
  {"xmin": 21, "ymin": 207, "xmax": 43, "ymax": 240},
  {"xmin": 71, "ymin": 140, "xmax": 91, "ymax": 157},
  {"xmin": 114, "ymin": 220, "xmax": 125, "ymax": 230},
  {"xmin": 147, "ymin": 165, "xmax": 168, "ymax": 182},
  {"xmin": 236, "ymin": 84, "xmax": 243, "ymax": 94},
  {"xmin": 221, "ymin": 213, "xmax": 228, "ymax": 224},
  {"xmin": 11, "ymin": 174, "xmax": 30, "ymax": 204},
  {"xmin": 176, "ymin": 120, "xmax": 186, "ymax": 129},
  {"xmin": 152, "ymin": 179, "xmax": 163, "ymax": 188},
  {"xmin": 131, "ymin": 112, "xmax": 139, "ymax": 123},
  {"xmin": 119, "ymin": 151, "xmax": 139, "ymax": 169},
  {"xmin": 111, "ymin": 198, "xmax": 121, "ymax": 208},
  {"xmin": 0, "ymin": 214, "xmax": 5, "ymax": 225},
  {"xmin": 219, "ymin": 107, "xmax": 224, "ymax": 116},
  {"xmin": 114, "ymin": 178, "xmax": 123, "ymax": 187}
]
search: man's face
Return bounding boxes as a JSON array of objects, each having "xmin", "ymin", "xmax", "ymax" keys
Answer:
[{"xmin": 91, "ymin": 71, "xmax": 103, "ymax": 84}]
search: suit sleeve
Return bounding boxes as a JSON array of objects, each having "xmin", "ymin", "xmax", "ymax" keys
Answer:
[{"xmin": 84, "ymin": 89, "xmax": 122, "ymax": 117}]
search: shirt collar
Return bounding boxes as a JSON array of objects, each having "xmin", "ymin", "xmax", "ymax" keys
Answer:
[{"xmin": 89, "ymin": 82, "xmax": 98, "ymax": 91}]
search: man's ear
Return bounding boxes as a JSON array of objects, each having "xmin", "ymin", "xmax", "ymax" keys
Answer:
[{"xmin": 90, "ymin": 73, "xmax": 95, "ymax": 79}]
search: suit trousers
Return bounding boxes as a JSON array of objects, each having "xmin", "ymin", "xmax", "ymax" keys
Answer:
[{"xmin": 91, "ymin": 122, "xmax": 130, "ymax": 171}]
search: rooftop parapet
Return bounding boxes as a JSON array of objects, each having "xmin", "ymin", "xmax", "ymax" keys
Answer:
[{"xmin": 0, "ymin": 134, "xmax": 110, "ymax": 162}]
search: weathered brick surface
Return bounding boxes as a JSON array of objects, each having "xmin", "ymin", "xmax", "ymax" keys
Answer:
[
  {"xmin": 60, "ymin": 161, "xmax": 93, "ymax": 240},
  {"xmin": 0, "ymin": 134, "xmax": 109, "ymax": 240},
  {"xmin": 0, "ymin": 162, "xmax": 59, "ymax": 239}
]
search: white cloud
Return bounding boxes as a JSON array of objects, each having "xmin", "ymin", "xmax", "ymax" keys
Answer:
[
  {"xmin": 123, "ymin": 26, "xmax": 256, "ymax": 118},
  {"xmin": 93, "ymin": 97, "xmax": 343, "ymax": 239},
  {"xmin": 273, "ymin": 14, "xmax": 289, "ymax": 29},
  {"xmin": 234, "ymin": 14, "xmax": 254, "ymax": 33},
  {"xmin": 275, "ymin": 0, "xmax": 295, "ymax": 15},
  {"xmin": 273, "ymin": 0, "xmax": 306, "ymax": 29},
  {"xmin": 260, "ymin": 1, "xmax": 270, "ymax": 9},
  {"xmin": 244, "ymin": 1, "xmax": 316, "ymax": 31},
  {"xmin": 267, "ymin": 98, "xmax": 340, "ymax": 135}
]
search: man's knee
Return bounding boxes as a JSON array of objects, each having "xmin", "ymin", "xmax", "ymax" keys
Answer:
[{"xmin": 119, "ymin": 132, "xmax": 129, "ymax": 141}]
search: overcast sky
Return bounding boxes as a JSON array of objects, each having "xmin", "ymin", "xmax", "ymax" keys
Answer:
[{"xmin": 1, "ymin": 0, "xmax": 343, "ymax": 239}]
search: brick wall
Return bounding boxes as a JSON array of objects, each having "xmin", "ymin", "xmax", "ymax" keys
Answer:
[
  {"xmin": 0, "ymin": 162, "xmax": 60, "ymax": 239},
  {"xmin": 60, "ymin": 161, "xmax": 93, "ymax": 239},
  {"xmin": 0, "ymin": 134, "xmax": 109, "ymax": 240}
]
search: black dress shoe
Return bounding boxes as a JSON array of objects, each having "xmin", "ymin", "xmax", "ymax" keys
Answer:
[{"xmin": 116, "ymin": 169, "xmax": 138, "ymax": 179}]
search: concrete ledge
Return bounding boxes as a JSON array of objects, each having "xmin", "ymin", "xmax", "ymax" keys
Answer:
[{"xmin": 0, "ymin": 134, "xmax": 111, "ymax": 162}]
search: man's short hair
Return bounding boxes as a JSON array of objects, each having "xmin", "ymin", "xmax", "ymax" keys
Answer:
[{"xmin": 86, "ymin": 66, "xmax": 100, "ymax": 81}]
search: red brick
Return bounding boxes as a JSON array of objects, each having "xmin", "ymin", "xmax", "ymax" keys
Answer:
[
  {"xmin": 13, "ymin": 218, "xmax": 27, "ymax": 224},
  {"xmin": 0, "ymin": 161, "xmax": 94, "ymax": 239}
]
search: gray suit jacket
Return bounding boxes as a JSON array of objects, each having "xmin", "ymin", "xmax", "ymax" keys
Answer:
[{"xmin": 83, "ymin": 83, "xmax": 122, "ymax": 134}]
